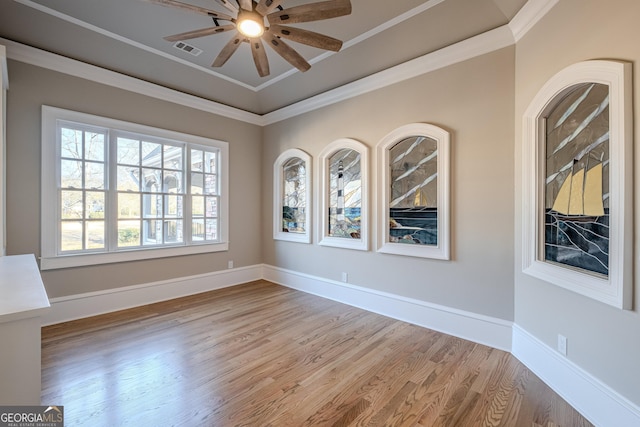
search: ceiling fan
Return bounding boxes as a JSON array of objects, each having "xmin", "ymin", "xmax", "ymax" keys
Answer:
[{"xmin": 146, "ymin": 0, "xmax": 352, "ymax": 77}]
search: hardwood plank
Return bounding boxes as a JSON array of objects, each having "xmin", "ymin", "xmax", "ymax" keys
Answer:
[{"xmin": 41, "ymin": 280, "xmax": 594, "ymax": 427}]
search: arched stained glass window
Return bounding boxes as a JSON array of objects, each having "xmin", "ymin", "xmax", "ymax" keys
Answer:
[
  {"xmin": 273, "ymin": 149, "xmax": 312, "ymax": 243},
  {"xmin": 318, "ymin": 138, "xmax": 368, "ymax": 250},
  {"xmin": 377, "ymin": 123, "xmax": 450, "ymax": 260},
  {"xmin": 522, "ymin": 60, "xmax": 632, "ymax": 309}
]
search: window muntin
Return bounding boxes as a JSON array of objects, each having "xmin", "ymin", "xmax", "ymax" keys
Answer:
[{"xmin": 42, "ymin": 106, "xmax": 228, "ymax": 270}]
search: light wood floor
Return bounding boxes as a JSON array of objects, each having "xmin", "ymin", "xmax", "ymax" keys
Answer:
[{"xmin": 42, "ymin": 280, "xmax": 593, "ymax": 427}]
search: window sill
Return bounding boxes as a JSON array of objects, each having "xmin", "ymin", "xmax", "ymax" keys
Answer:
[{"xmin": 40, "ymin": 242, "xmax": 229, "ymax": 270}]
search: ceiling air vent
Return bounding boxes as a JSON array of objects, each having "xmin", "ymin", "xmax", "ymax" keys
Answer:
[{"xmin": 173, "ymin": 41, "xmax": 203, "ymax": 57}]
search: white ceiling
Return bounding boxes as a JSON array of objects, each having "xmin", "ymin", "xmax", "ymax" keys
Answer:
[{"xmin": 0, "ymin": 0, "xmax": 527, "ymax": 114}]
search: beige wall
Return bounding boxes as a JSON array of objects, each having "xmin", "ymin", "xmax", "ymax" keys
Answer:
[
  {"xmin": 514, "ymin": 0, "xmax": 640, "ymax": 405},
  {"xmin": 263, "ymin": 47, "xmax": 516, "ymax": 321},
  {"xmin": 6, "ymin": 60, "xmax": 263, "ymax": 298}
]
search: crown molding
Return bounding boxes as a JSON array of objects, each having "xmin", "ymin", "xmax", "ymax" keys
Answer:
[
  {"xmin": 0, "ymin": 37, "xmax": 263, "ymax": 125},
  {"xmin": 263, "ymin": 24, "xmax": 515, "ymax": 125},
  {"xmin": 509, "ymin": 0, "xmax": 560, "ymax": 42},
  {"xmin": 0, "ymin": 45, "xmax": 8, "ymax": 90}
]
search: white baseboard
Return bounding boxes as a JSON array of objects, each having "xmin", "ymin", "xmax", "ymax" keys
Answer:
[
  {"xmin": 262, "ymin": 264, "xmax": 513, "ymax": 351},
  {"xmin": 42, "ymin": 265, "xmax": 262, "ymax": 326},
  {"xmin": 512, "ymin": 325, "xmax": 640, "ymax": 427}
]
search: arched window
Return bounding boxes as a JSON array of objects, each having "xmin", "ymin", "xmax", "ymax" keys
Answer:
[
  {"xmin": 376, "ymin": 123, "xmax": 450, "ymax": 260},
  {"xmin": 318, "ymin": 138, "xmax": 368, "ymax": 250},
  {"xmin": 273, "ymin": 148, "xmax": 312, "ymax": 243},
  {"xmin": 522, "ymin": 60, "xmax": 632, "ymax": 309}
]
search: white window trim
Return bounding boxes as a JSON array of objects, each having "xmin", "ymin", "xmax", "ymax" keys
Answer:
[
  {"xmin": 376, "ymin": 123, "xmax": 451, "ymax": 260},
  {"xmin": 273, "ymin": 148, "xmax": 312, "ymax": 243},
  {"xmin": 41, "ymin": 105, "xmax": 229, "ymax": 270},
  {"xmin": 521, "ymin": 60, "xmax": 633, "ymax": 309},
  {"xmin": 317, "ymin": 138, "xmax": 369, "ymax": 251}
]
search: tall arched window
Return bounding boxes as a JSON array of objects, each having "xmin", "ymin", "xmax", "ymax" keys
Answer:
[
  {"xmin": 376, "ymin": 123, "xmax": 450, "ymax": 260},
  {"xmin": 318, "ymin": 138, "xmax": 368, "ymax": 250},
  {"xmin": 522, "ymin": 60, "xmax": 632, "ymax": 309},
  {"xmin": 273, "ymin": 149, "xmax": 312, "ymax": 243}
]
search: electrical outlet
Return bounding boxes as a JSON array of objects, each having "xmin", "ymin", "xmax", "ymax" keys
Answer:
[
  {"xmin": 557, "ymin": 334, "xmax": 567, "ymax": 356},
  {"xmin": 228, "ymin": 260, "xmax": 234, "ymax": 269},
  {"xmin": 341, "ymin": 272, "xmax": 348, "ymax": 283}
]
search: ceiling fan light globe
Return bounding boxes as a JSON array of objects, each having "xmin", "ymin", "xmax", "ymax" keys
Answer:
[{"xmin": 237, "ymin": 15, "xmax": 264, "ymax": 38}]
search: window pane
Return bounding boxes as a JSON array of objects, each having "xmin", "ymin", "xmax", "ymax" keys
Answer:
[
  {"xmin": 191, "ymin": 149, "xmax": 203, "ymax": 172},
  {"xmin": 192, "ymin": 219, "xmax": 205, "ymax": 241},
  {"xmin": 544, "ymin": 83, "xmax": 609, "ymax": 276},
  {"xmin": 117, "ymin": 138, "xmax": 140, "ymax": 165},
  {"xmin": 142, "ymin": 168, "xmax": 162, "ymax": 192},
  {"xmin": 86, "ymin": 191, "xmax": 105, "ymax": 219},
  {"xmin": 61, "ymin": 159, "xmax": 83, "ymax": 189},
  {"xmin": 142, "ymin": 141, "xmax": 162, "ymax": 167},
  {"xmin": 389, "ymin": 136, "xmax": 438, "ymax": 246},
  {"xmin": 118, "ymin": 166, "xmax": 140, "ymax": 191},
  {"xmin": 191, "ymin": 172, "xmax": 203, "ymax": 195},
  {"xmin": 164, "ymin": 145, "xmax": 183, "ymax": 170},
  {"xmin": 118, "ymin": 220, "xmax": 140, "ymax": 247},
  {"xmin": 204, "ymin": 151, "xmax": 217, "ymax": 173},
  {"xmin": 165, "ymin": 220, "xmax": 183, "ymax": 243},
  {"xmin": 86, "ymin": 221, "xmax": 105, "ymax": 249},
  {"xmin": 85, "ymin": 162, "xmax": 105, "ymax": 189},
  {"xmin": 143, "ymin": 194, "xmax": 163, "ymax": 218},
  {"xmin": 206, "ymin": 218, "xmax": 218, "ymax": 240},
  {"xmin": 282, "ymin": 157, "xmax": 306, "ymax": 233},
  {"xmin": 143, "ymin": 220, "xmax": 162, "ymax": 246},
  {"xmin": 328, "ymin": 149, "xmax": 362, "ymax": 239},
  {"xmin": 204, "ymin": 174, "xmax": 217, "ymax": 195},
  {"xmin": 61, "ymin": 190, "xmax": 83, "ymax": 219},
  {"xmin": 85, "ymin": 132, "xmax": 105, "ymax": 161},
  {"xmin": 164, "ymin": 170, "xmax": 183, "ymax": 193},
  {"xmin": 61, "ymin": 221, "xmax": 83, "ymax": 251},
  {"xmin": 192, "ymin": 195, "xmax": 204, "ymax": 217},
  {"xmin": 165, "ymin": 195, "xmax": 182, "ymax": 217},
  {"xmin": 61, "ymin": 128, "xmax": 83, "ymax": 159},
  {"xmin": 118, "ymin": 193, "xmax": 140, "ymax": 218},
  {"xmin": 206, "ymin": 196, "xmax": 218, "ymax": 218}
]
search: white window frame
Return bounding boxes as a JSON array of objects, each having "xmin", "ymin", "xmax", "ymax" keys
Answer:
[
  {"xmin": 521, "ymin": 60, "xmax": 632, "ymax": 309},
  {"xmin": 273, "ymin": 148, "xmax": 312, "ymax": 243},
  {"xmin": 41, "ymin": 106, "xmax": 229, "ymax": 270},
  {"xmin": 376, "ymin": 123, "xmax": 451, "ymax": 260},
  {"xmin": 317, "ymin": 138, "xmax": 369, "ymax": 251}
]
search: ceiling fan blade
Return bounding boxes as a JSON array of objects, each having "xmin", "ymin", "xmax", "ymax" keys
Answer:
[
  {"xmin": 213, "ymin": 0, "xmax": 238, "ymax": 14},
  {"xmin": 264, "ymin": 30, "xmax": 311, "ymax": 72},
  {"xmin": 250, "ymin": 38, "xmax": 270, "ymax": 77},
  {"xmin": 237, "ymin": 0, "xmax": 254, "ymax": 11},
  {"xmin": 164, "ymin": 24, "xmax": 236, "ymax": 42},
  {"xmin": 269, "ymin": 24, "xmax": 342, "ymax": 51},
  {"xmin": 255, "ymin": 0, "xmax": 285, "ymax": 16},
  {"xmin": 267, "ymin": 0, "xmax": 351, "ymax": 24},
  {"xmin": 212, "ymin": 34, "xmax": 244, "ymax": 67},
  {"xmin": 144, "ymin": 0, "xmax": 234, "ymax": 21}
]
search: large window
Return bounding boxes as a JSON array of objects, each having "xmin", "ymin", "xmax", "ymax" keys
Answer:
[
  {"xmin": 376, "ymin": 123, "xmax": 451, "ymax": 260},
  {"xmin": 273, "ymin": 148, "xmax": 311, "ymax": 243},
  {"xmin": 41, "ymin": 106, "xmax": 228, "ymax": 270},
  {"xmin": 522, "ymin": 60, "xmax": 632, "ymax": 309}
]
